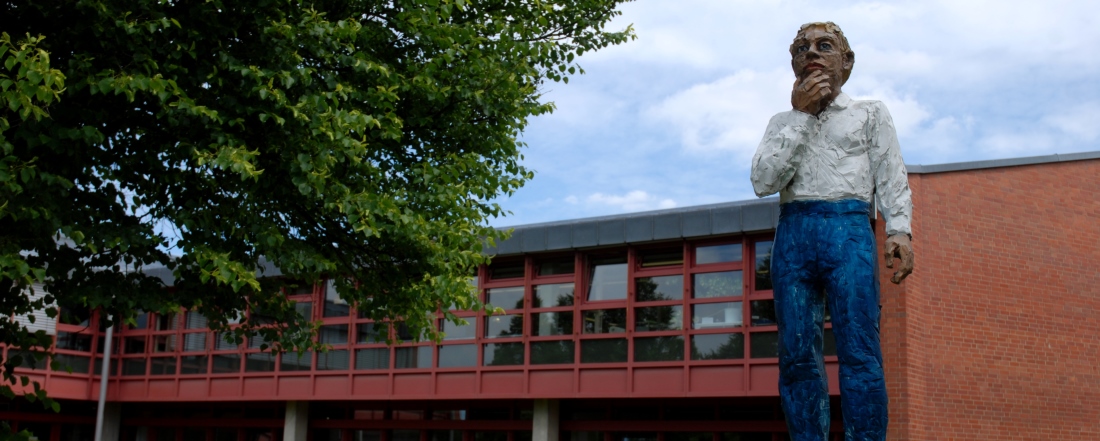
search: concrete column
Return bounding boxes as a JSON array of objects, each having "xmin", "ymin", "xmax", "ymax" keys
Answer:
[
  {"xmin": 532, "ymin": 399, "xmax": 559, "ymax": 441},
  {"xmin": 98, "ymin": 402, "xmax": 122, "ymax": 441},
  {"xmin": 284, "ymin": 401, "xmax": 310, "ymax": 441}
]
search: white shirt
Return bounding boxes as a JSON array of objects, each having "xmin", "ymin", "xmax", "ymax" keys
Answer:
[{"xmin": 750, "ymin": 93, "xmax": 913, "ymax": 237}]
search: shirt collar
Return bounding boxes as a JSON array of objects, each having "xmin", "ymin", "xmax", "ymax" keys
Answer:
[{"xmin": 829, "ymin": 92, "xmax": 852, "ymax": 110}]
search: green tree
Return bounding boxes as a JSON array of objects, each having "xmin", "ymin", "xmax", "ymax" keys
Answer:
[{"xmin": 0, "ymin": 0, "xmax": 634, "ymax": 404}]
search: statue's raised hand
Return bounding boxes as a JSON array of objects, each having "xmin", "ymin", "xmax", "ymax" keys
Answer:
[{"xmin": 791, "ymin": 70, "xmax": 832, "ymax": 116}]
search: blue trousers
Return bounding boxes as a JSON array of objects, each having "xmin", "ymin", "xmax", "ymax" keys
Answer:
[{"xmin": 772, "ymin": 200, "xmax": 887, "ymax": 441}]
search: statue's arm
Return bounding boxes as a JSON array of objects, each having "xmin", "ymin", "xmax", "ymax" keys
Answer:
[
  {"xmin": 868, "ymin": 101, "xmax": 915, "ymax": 283},
  {"xmin": 750, "ymin": 112, "xmax": 816, "ymax": 197}
]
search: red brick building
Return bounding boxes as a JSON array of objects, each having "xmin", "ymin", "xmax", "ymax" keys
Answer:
[{"xmin": 3, "ymin": 152, "xmax": 1099, "ymax": 441}]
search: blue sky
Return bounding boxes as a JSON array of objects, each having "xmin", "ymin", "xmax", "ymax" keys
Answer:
[{"xmin": 490, "ymin": 0, "xmax": 1100, "ymax": 227}]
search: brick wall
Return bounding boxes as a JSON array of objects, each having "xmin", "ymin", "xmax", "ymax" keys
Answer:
[{"xmin": 884, "ymin": 159, "xmax": 1100, "ymax": 440}]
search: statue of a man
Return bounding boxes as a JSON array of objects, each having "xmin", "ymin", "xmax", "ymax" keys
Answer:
[{"xmin": 750, "ymin": 22, "xmax": 915, "ymax": 441}]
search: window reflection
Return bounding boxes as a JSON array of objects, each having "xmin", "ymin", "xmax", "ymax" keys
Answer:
[
  {"xmin": 638, "ymin": 248, "xmax": 682, "ymax": 267},
  {"xmin": 323, "ymin": 280, "xmax": 351, "ymax": 317},
  {"xmin": 755, "ymin": 241, "xmax": 773, "ymax": 290},
  {"xmin": 634, "ymin": 306, "xmax": 682, "ymax": 332},
  {"xmin": 634, "ymin": 336, "xmax": 684, "ymax": 362},
  {"xmin": 532, "ymin": 312, "xmax": 573, "ymax": 336},
  {"xmin": 696, "ymin": 243, "xmax": 743, "ymax": 264},
  {"xmin": 533, "ymin": 283, "xmax": 574, "ymax": 308},
  {"xmin": 355, "ymin": 348, "xmax": 389, "ymax": 370},
  {"xmin": 693, "ymin": 271, "xmax": 743, "ymax": 298},
  {"xmin": 438, "ymin": 344, "xmax": 477, "ymax": 368},
  {"xmin": 635, "ymin": 276, "xmax": 683, "ymax": 302},
  {"xmin": 587, "ymin": 257, "xmax": 627, "ymax": 301},
  {"xmin": 537, "ymin": 258, "xmax": 574, "ymax": 276},
  {"xmin": 441, "ymin": 319, "xmax": 475, "ymax": 340},
  {"xmin": 691, "ymin": 333, "xmax": 744, "ymax": 360},
  {"xmin": 483, "ymin": 342, "xmax": 524, "ymax": 366},
  {"xmin": 487, "ymin": 287, "xmax": 524, "ymax": 309},
  {"xmin": 394, "ymin": 346, "xmax": 432, "ymax": 369},
  {"xmin": 749, "ymin": 332, "xmax": 779, "ymax": 358},
  {"xmin": 692, "ymin": 302, "xmax": 742, "ymax": 329},
  {"xmin": 750, "ymin": 300, "xmax": 777, "ymax": 326},
  {"xmin": 485, "ymin": 314, "xmax": 523, "ymax": 338},
  {"xmin": 582, "ymin": 309, "xmax": 626, "ymax": 334},
  {"xmin": 580, "ymin": 339, "xmax": 627, "ymax": 363},
  {"xmin": 531, "ymin": 341, "xmax": 574, "ymax": 364}
]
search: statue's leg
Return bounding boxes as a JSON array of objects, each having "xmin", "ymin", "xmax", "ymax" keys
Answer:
[
  {"xmin": 773, "ymin": 214, "xmax": 830, "ymax": 441},
  {"xmin": 824, "ymin": 213, "xmax": 887, "ymax": 441}
]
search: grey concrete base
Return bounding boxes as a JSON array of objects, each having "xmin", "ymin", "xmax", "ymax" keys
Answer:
[
  {"xmin": 533, "ymin": 399, "xmax": 559, "ymax": 441},
  {"xmin": 284, "ymin": 401, "xmax": 309, "ymax": 441}
]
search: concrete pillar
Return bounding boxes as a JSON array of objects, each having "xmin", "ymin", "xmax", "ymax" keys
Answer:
[
  {"xmin": 532, "ymin": 399, "xmax": 559, "ymax": 441},
  {"xmin": 98, "ymin": 402, "xmax": 122, "ymax": 441},
  {"xmin": 284, "ymin": 401, "xmax": 310, "ymax": 441}
]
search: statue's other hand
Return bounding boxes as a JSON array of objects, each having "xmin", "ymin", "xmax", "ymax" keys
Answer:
[{"xmin": 884, "ymin": 234, "xmax": 914, "ymax": 284}]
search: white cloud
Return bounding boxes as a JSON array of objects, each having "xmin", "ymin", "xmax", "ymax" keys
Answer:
[
  {"xmin": 586, "ymin": 191, "xmax": 677, "ymax": 212},
  {"xmin": 1042, "ymin": 102, "xmax": 1100, "ymax": 141},
  {"xmin": 846, "ymin": 78, "xmax": 932, "ymax": 138},
  {"xmin": 644, "ymin": 69, "xmax": 791, "ymax": 160},
  {"xmin": 564, "ymin": 195, "xmax": 579, "ymax": 205}
]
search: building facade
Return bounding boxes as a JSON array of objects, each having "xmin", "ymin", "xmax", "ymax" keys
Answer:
[{"xmin": 3, "ymin": 152, "xmax": 1099, "ymax": 441}]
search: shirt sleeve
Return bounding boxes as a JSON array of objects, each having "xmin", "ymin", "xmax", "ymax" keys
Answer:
[
  {"xmin": 867, "ymin": 102, "xmax": 913, "ymax": 237},
  {"xmin": 750, "ymin": 111, "xmax": 818, "ymax": 197}
]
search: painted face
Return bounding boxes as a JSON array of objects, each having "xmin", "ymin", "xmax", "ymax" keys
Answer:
[{"xmin": 790, "ymin": 27, "xmax": 851, "ymax": 85}]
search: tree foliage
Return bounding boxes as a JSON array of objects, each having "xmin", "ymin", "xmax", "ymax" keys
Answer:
[{"xmin": 0, "ymin": 0, "xmax": 634, "ymax": 401}]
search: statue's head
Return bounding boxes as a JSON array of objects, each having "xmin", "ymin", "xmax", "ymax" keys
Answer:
[{"xmin": 790, "ymin": 22, "xmax": 855, "ymax": 86}]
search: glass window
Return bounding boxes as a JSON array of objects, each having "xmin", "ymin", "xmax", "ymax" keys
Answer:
[
  {"xmin": 320, "ymin": 325, "xmax": 349, "ymax": 345},
  {"xmin": 122, "ymin": 359, "xmax": 148, "ymax": 376},
  {"xmin": 530, "ymin": 340, "xmax": 574, "ymax": 365},
  {"xmin": 587, "ymin": 256, "xmax": 627, "ymax": 301},
  {"xmin": 537, "ymin": 258, "xmax": 574, "ymax": 276},
  {"xmin": 245, "ymin": 352, "xmax": 275, "ymax": 372},
  {"xmin": 483, "ymin": 342, "xmax": 524, "ymax": 366},
  {"xmin": 155, "ymin": 313, "xmax": 178, "ymax": 331},
  {"xmin": 353, "ymin": 431, "xmax": 383, "ymax": 441},
  {"xmin": 692, "ymin": 302, "xmax": 742, "ymax": 329},
  {"xmin": 183, "ymin": 333, "xmax": 207, "ymax": 352},
  {"xmin": 355, "ymin": 348, "xmax": 389, "ymax": 370},
  {"xmin": 358, "ymin": 322, "xmax": 387, "ymax": 343},
  {"xmin": 442, "ymin": 319, "xmax": 476, "ymax": 340},
  {"xmin": 634, "ymin": 305, "xmax": 682, "ymax": 332},
  {"xmin": 691, "ymin": 333, "xmax": 744, "ymax": 360},
  {"xmin": 392, "ymin": 431, "xmax": 421, "ymax": 441},
  {"xmin": 56, "ymin": 332, "xmax": 93, "ymax": 351},
  {"xmin": 749, "ymin": 332, "xmax": 779, "ymax": 358},
  {"xmin": 755, "ymin": 241, "xmax": 773, "ymax": 290},
  {"xmin": 150, "ymin": 356, "xmax": 176, "ymax": 373},
  {"xmin": 180, "ymin": 355, "xmax": 207, "ymax": 374},
  {"xmin": 750, "ymin": 300, "xmax": 777, "ymax": 326},
  {"xmin": 532, "ymin": 312, "xmax": 573, "ymax": 336},
  {"xmin": 58, "ymin": 304, "xmax": 91, "ymax": 327},
  {"xmin": 153, "ymin": 335, "xmax": 177, "ymax": 352},
  {"xmin": 124, "ymin": 337, "xmax": 147, "ymax": 354},
  {"xmin": 51, "ymin": 354, "xmax": 90, "ymax": 374},
  {"xmin": 211, "ymin": 354, "xmax": 241, "ymax": 373},
  {"xmin": 438, "ymin": 344, "xmax": 477, "ymax": 368},
  {"xmin": 824, "ymin": 328, "xmax": 837, "ymax": 356},
  {"xmin": 696, "ymin": 243, "xmax": 743, "ymax": 264},
  {"xmin": 430, "ymin": 431, "xmax": 463, "ymax": 441},
  {"xmin": 490, "ymin": 262, "xmax": 524, "ymax": 280},
  {"xmin": 580, "ymin": 339, "xmax": 627, "ymax": 363},
  {"xmin": 395, "ymin": 346, "xmax": 432, "ymax": 369},
  {"xmin": 666, "ymin": 433, "xmax": 714, "ymax": 441},
  {"xmin": 485, "ymin": 314, "xmax": 523, "ymax": 338},
  {"xmin": 487, "ymin": 287, "xmax": 525, "ymax": 310},
  {"xmin": 323, "ymin": 280, "xmax": 351, "ymax": 317},
  {"xmin": 635, "ymin": 275, "xmax": 683, "ymax": 302},
  {"xmin": 634, "ymin": 336, "xmax": 684, "ymax": 362},
  {"xmin": 133, "ymin": 312, "xmax": 149, "ymax": 329},
  {"xmin": 582, "ymin": 309, "xmax": 626, "ymax": 334},
  {"xmin": 693, "ymin": 271, "xmax": 743, "ymax": 298},
  {"xmin": 295, "ymin": 302, "xmax": 313, "ymax": 320},
  {"xmin": 638, "ymin": 248, "xmax": 683, "ymax": 268},
  {"xmin": 215, "ymin": 332, "xmax": 238, "ymax": 351},
  {"xmin": 185, "ymin": 311, "xmax": 208, "ymax": 329},
  {"xmin": 281, "ymin": 351, "xmax": 312, "ymax": 371},
  {"xmin": 318, "ymin": 349, "xmax": 350, "ymax": 370},
  {"xmin": 533, "ymin": 283, "xmax": 574, "ymax": 308}
]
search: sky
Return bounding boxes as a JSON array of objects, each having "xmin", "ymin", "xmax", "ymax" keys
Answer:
[{"xmin": 489, "ymin": 0, "xmax": 1100, "ymax": 227}]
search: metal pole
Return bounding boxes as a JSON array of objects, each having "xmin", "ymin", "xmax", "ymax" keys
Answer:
[{"xmin": 94, "ymin": 315, "xmax": 114, "ymax": 441}]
